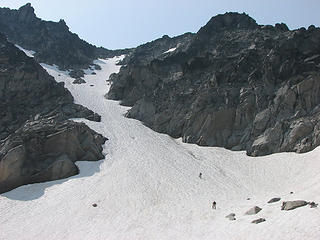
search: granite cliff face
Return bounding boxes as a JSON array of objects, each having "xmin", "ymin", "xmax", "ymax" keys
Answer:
[
  {"xmin": 0, "ymin": 3, "xmax": 131, "ymax": 74},
  {"xmin": 108, "ymin": 13, "xmax": 320, "ymax": 156},
  {"xmin": 0, "ymin": 3, "xmax": 116, "ymax": 193},
  {"xmin": 0, "ymin": 118, "xmax": 107, "ymax": 193},
  {"xmin": 0, "ymin": 33, "xmax": 100, "ymax": 141},
  {"xmin": 0, "ymin": 33, "xmax": 107, "ymax": 192}
]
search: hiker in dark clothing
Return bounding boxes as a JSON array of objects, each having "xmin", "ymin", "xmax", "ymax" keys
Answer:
[
  {"xmin": 199, "ymin": 172, "xmax": 202, "ymax": 179},
  {"xmin": 212, "ymin": 201, "xmax": 216, "ymax": 209}
]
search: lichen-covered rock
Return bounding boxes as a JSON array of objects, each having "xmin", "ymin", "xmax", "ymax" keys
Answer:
[
  {"xmin": 108, "ymin": 12, "xmax": 320, "ymax": 156},
  {"xmin": 0, "ymin": 118, "xmax": 107, "ymax": 193}
]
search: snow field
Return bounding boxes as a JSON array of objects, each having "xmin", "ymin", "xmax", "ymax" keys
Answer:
[{"xmin": 0, "ymin": 56, "xmax": 319, "ymax": 240}]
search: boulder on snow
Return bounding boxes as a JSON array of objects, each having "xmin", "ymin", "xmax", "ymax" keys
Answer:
[
  {"xmin": 225, "ymin": 213, "xmax": 236, "ymax": 221},
  {"xmin": 281, "ymin": 200, "xmax": 308, "ymax": 210},
  {"xmin": 268, "ymin": 197, "xmax": 281, "ymax": 203},
  {"xmin": 69, "ymin": 69, "xmax": 85, "ymax": 79},
  {"xmin": 245, "ymin": 206, "xmax": 262, "ymax": 215},
  {"xmin": 309, "ymin": 202, "xmax": 318, "ymax": 208},
  {"xmin": 73, "ymin": 77, "xmax": 86, "ymax": 84},
  {"xmin": 251, "ymin": 218, "xmax": 266, "ymax": 224},
  {"xmin": 92, "ymin": 203, "xmax": 97, "ymax": 207}
]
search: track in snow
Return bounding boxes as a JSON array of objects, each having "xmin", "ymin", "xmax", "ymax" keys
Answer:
[{"xmin": 0, "ymin": 57, "xmax": 319, "ymax": 240}]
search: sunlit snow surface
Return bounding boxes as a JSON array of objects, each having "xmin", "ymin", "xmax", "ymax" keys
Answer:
[
  {"xmin": 163, "ymin": 47, "xmax": 177, "ymax": 54},
  {"xmin": 14, "ymin": 44, "xmax": 36, "ymax": 57},
  {"xmin": 0, "ymin": 56, "xmax": 319, "ymax": 240}
]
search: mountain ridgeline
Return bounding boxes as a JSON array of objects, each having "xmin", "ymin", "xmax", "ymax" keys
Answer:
[
  {"xmin": 0, "ymin": 5, "xmax": 111, "ymax": 193},
  {"xmin": 108, "ymin": 13, "xmax": 320, "ymax": 156},
  {"xmin": 0, "ymin": 4, "xmax": 319, "ymax": 162},
  {"xmin": 0, "ymin": 3, "xmax": 132, "ymax": 74}
]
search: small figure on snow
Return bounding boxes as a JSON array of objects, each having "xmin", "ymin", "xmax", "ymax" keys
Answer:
[
  {"xmin": 199, "ymin": 172, "xmax": 202, "ymax": 179},
  {"xmin": 212, "ymin": 201, "xmax": 217, "ymax": 209}
]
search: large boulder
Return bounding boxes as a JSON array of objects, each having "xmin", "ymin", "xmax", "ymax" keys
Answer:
[
  {"xmin": 245, "ymin": 206, "xmax": 262, "ymax": 215},
  {"xmin": 0, "ymin": 118, "xmax": 107, "ymax": 193},
  {"xmin": 268, "ymin": 197, "xmax": 281, "ymax": 203},
  {"xmin": 251, "ymin": 218, "xmax": 266, "ymax": 224},
  {"xmin": 73, "ymin": 77, "xmax": 86, "ymax": 84},
  {"xmin": 281, "ymin": 201, "xmax": 308, "ymax": 211}
]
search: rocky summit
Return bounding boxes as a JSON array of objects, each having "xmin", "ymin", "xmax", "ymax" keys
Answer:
[
  {"xmin": 0, "ymin": 3, "xmax": 132, "ymax": 75},
  {"xmin": 108, "ymin": 12, "xmax": 320, "ymax": 156}
]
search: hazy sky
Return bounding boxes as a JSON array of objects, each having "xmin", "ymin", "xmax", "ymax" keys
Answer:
[{"xmin": 0, "ymin": 1, "xmax": 318, "ymax": 49}]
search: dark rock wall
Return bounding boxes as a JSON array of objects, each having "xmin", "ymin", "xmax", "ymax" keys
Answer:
[
  {"xmin": 0, "ymin": 33, "xmax": 99, "ymax": 141},
  {"xmin": 0, "ymin": 118, "xmax": 107, "ymax": 193},
  {"xmin": 0, "ymin": 23, "xmax": 106, "ymax": 193},
  {"xmin": 0, "ymin": 3, "xmax": 132, "ymax": 71},
  {"xmin": 108, "ymin": 13, "xmax": 320, "ymax": 156}
]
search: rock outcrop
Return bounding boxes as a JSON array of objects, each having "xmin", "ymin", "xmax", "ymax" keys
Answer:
[
  {"xmin": 0, "ymin": 33, "xmax": 100, "ymax": 141},
  {"xmin": 0, "ymin": 118, "xmax": 107, "ymax": 193},
  {"xmin": 0, "ymin": 3, "xmax": 132, "ymax": 74},
  {"xmin": 108, "ymin": 12, "xmax": 320, "ymax": 156}
]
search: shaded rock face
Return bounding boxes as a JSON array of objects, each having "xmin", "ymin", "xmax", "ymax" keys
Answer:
[
  {"xmin": 0, "ymin": 118, "xmax": 107, "ymax": 193},
  {"xmin": 109, "ymin": 12, "xmax": 320, "ymax": 156},
  {"xmin": 0, "ymin": 34, "xmax": 100, "ymax": 141},
  {"xmin": 0, "ymin": 3, "xmax": 132, "ymax": 72}
]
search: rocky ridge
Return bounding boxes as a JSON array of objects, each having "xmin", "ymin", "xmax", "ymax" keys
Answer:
[
  {"xmin": 0, "ymin": 32, "xmax": 107, "ymax": 193},
  {"xmin": 0, "ymin": 33, "xmax": 100, "ymax": 141},
  {"xmin": 108, "ymin": 12, "xmax": 320, "ymax": 156},
  {"xmin": 0, "ymin": 3, "xmax": 132, "ymax": 76}
]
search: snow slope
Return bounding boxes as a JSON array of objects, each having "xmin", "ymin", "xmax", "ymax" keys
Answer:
[
  {"xmin": 0, "ymin": 56, "xmax": 320, "ymax": 240},
  {"xmin": 14, "ymin": 44, "xmax": 36, "ymax": 57},
  {"xmin": 163, "ymin": 47, "xmax": 177, "ymax": 54}
]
